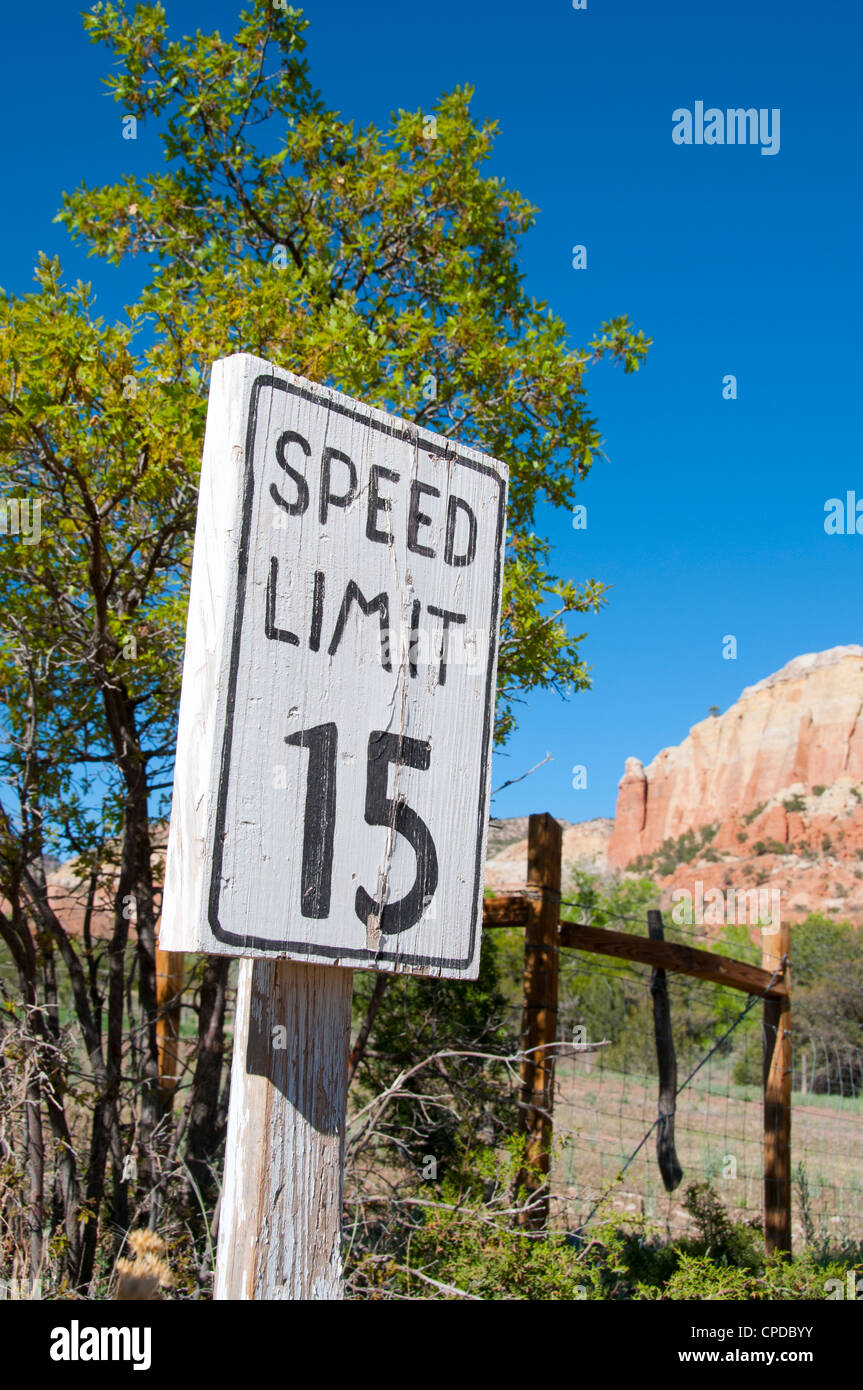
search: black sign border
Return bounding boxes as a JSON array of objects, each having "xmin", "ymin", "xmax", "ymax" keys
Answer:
[{"xmin": 207, "ymin": 372, "xmax": 506, "ymax": 972}]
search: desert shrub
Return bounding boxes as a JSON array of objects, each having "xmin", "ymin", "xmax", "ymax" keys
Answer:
[
  {"xmin": 752, "ymin": 838, "xmax": 788, "ymax": 856},
  {"xmin": 347, "ymin": 1163, "xmax": 862, "ymax": 1300}
]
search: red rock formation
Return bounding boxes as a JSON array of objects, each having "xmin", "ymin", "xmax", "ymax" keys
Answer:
[
  {"xmin": 608, "ymin": 646, "xmax": 863, "ymax": 868},
  {"xmin": 480, "ymin": 649, "xmax": 863, "ymax": 927},
  {"xmin": 604, "ymin": 646, "xmax": 863, "ymax": 926}
]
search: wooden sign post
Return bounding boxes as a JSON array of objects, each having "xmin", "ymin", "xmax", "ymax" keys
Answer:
[{"xmin": 160, "ymin": 355, "xmax": 507, "ymax": 1298}]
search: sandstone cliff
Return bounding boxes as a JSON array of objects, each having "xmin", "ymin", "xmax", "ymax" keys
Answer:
[
  {"xmin": 607, "ymin": 645, "xmax": 863, "ymax": 923},
  {"xmin": 484, "ymin": 817, "xmax": 613, "ymax": 891},
  {"xmin": 485, "ymin": 647, "xmax": 863, "ymax": 926},
  {"xmin": 608, "ymin": 646, "xmax": 863, "ymax": 866}
]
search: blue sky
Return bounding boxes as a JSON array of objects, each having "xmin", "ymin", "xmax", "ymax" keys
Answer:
[{"xmin": 3, "ymin": 0, "xmax": 861, "ymax": 825}]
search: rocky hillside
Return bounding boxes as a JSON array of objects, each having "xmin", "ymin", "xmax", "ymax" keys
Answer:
[
  {"xmin": 609, "ymin": 646, "xmax": 863, "ymax": 866},
  {"xmin": 485, "ymin": 646, "xmax": 863, "ymax": 925},
  {"xmin": 608, "ymin": 645, "xmax": 863, "ymax": 923},
  {"xmin": 484, "ymin": 817, "xmax": 613, "ymax": 890}
]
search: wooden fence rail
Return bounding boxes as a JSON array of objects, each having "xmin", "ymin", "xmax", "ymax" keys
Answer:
[{"xmin": 557, "ymin": 920, "xmax": 787, "ymax": 999}]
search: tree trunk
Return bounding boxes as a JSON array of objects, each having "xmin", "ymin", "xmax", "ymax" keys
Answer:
[
  {"xmin": 23, "ymin": 1063, "xmax": 44, "ymax": 1279},
  {"xmin": 38, "ymin": 930, "xmax": 82, "ymax": 1275},
  {"xmin": 186, "ymin": 956, "xmax": 230, "ymax": 1202},
  {"xmin": 79, "ymin": 1095, "xmax": 113, "ymax": 1288},
  {"xmin": 348, "ymin": 974, "xmax": 388, "ymax": 1084},
  {"xmin": 100, "ymin": 676, "xmax": 162, "ymax": 1204}
]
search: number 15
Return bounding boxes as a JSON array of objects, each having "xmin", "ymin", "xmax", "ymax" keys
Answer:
[{"xmin": 284, "ymin": 724, "xmax": 439, "ymax": 934}]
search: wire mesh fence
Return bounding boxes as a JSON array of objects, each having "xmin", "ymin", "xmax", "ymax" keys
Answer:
[
  {"xmin": 342, "ymin": 941, "xmax": 863, "ymax": 1275},
  {"xmin": 549, "ymin": 952, "xmax": 863, "ymax": 1247}
]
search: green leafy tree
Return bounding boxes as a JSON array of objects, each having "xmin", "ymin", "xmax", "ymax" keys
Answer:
[
  {"xmin": 0, "ymin": 0, "xmax": 649, "ymax": 1291},
  {"xmin": 734, "ymin": 914, "xmax": 863, "ymax": 1091},
  {"xmin": 62, "ymin": 0, "xmax": 650, "ymax": 740},
  {"xmin": 558, "ymin": 871, "xmax": 761, "ymax": 1071},
  {"xmin": 0, "ymin": 260, "xmax": 203, "ymax": 1285},
  {"xmin": 775, "ymin": 914, "xmax": 862, "ymax": 1089}
]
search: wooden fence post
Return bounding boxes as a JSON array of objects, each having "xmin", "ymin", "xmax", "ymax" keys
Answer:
[
  {"xmin": 517, "ymin": 812, "xmax": 561, "ymax": 1229},
  {"xmin": 762, "ymin": 914, "xmax": 791, "ymax": 1256},
  {"xmin": 647, "ymin": 909, "xmax": 683, "ymax": 1191},
  {"xmin": 155, "ymin": 937, "xmax": 185, "ymax": 1112}
]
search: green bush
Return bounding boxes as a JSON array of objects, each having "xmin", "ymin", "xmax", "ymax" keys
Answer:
[
  {"xmin": 348, "ymin": 1164, "xmax": 862, "ymax": 1300},
  {"xmin": 752, "ymin": 838, "xmax": 788, "ymax": 856},
  {"xmin": 556, "ymin": 872, "xmax": 756, "ymax": 1073}
]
